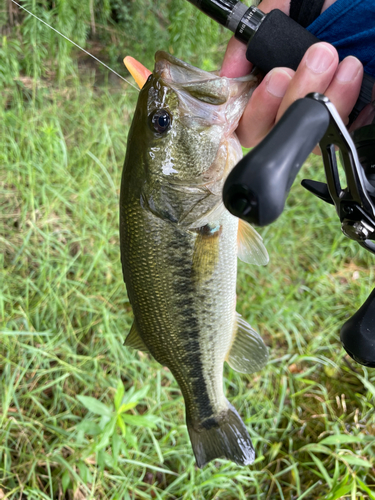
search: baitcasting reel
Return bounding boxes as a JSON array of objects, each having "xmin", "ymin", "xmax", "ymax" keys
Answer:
[{"xmin": 223, "ymin": 92, "xmax": 375, "ymax": 367}]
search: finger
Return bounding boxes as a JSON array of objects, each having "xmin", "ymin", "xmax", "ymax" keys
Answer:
[
  {"xmin": 257, "ymin": 0, "xmax": 290, "ymax": 14},
  {"xmin": 220, "ymin": 37, "xmax": 252, "ymax": 78},
  {"xmin": 324, "ymin": 56, "xmax": 363, "ymax": 125},
  {"xmin": 236, "ymin": 68, "xmax": 294, "ymax": 148},
  {"xmin": 275, "ymin": 42, "xmax": 339, "ymax": 121}
]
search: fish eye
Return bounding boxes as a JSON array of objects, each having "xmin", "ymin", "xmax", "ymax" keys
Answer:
[{"xmin": 150, "ymin": 109, "xmax": 171, "ymax": 134}]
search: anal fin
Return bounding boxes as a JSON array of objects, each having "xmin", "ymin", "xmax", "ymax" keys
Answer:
[
  {"xmin": 125, "ymin": 322, "xmax": 149, "ymax": 353},
  {"xmin": 226, "ymin": 313, "xmax": 269, "ymax": 374}
]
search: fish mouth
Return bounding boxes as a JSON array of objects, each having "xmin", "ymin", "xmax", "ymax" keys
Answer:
[
  {"xmin": 154, "ymin": 51, "xmax": 222, "ymax": 84},
  {"xmin": 154, "ymin": 50, "xmax": 255, "ymax": 84},
  {"xmin": 154, "ymin": 51, "xmax": 257, "ymax": 105}
]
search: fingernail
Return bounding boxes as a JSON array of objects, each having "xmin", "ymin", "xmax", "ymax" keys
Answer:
[
  {"xmin": 306, "ymin": 43, "xmax": 336, "ymax": 73},
  {"xmin": 336, "ymin": 56, "xmax": 362, "ymax": 82},
  {"xmin": 266, "ymin": 68, "xmax": 292, "ymax": 97}
]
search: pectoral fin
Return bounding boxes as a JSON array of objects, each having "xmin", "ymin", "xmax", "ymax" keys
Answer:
[
  {"xmin": 237, "ymin": 219, "xmax": 269, "ymax": 266},
  {"xmin": 125, "ymin": 322, "xmax": 149, "ymax": 353},
  {"xmin": 226, "ymin": 313, "xmax": 269, "ymax": 374},
  {"xmin": 192, "ymin": 224, "xmax": 221, "ymax": 283}
]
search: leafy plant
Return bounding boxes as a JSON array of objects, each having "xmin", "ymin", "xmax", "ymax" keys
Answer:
[
  {"xmin": 57, "ymin": 382, "xmax": 159, "ymax": 493},
  {"xmin": 77, "ymin": 381, "xmax": 159, "ymax": 463}
]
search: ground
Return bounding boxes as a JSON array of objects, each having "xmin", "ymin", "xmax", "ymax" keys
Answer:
[{"xmin": 1, "ymin": 76, "xmax": 375, "ymax": 499}]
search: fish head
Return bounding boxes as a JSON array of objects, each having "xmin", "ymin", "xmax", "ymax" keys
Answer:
[{"xmin": 124, "ymin": 51, "xmax": 257, "ymax": 226}]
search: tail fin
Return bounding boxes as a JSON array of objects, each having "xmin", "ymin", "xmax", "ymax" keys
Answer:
[{"xmin": 187, "ymin": 403, "xmax": 255, "ymax": 468}]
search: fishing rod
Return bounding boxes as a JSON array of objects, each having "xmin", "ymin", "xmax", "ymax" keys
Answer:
[{"xmin": 186, "ymin": 0, "xmax": 374, "ymax": 122}]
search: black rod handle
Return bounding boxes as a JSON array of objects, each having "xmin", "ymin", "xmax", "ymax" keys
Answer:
[
  {"xmin": 223, "ymin": 96, "xmax": 330, "ymax": 226},
  {"xmin": 244, "ymin": 9, "xmax": 320, "ymax": 73}
]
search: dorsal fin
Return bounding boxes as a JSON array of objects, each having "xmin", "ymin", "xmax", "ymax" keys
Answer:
[
  {"xmin": 125, "ymin": 322, "xmax": 149, "ymax": 353},
  {"xmin": 226, "ymin": 313, "xmax": 269, "ymax": 374},
  {"xmin": 237, "ymin": 220, "xmax": 269, "ymax": 266}
]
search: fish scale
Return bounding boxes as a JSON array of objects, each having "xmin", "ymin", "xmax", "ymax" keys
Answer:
[{"xmin": 120, "ymin": 51, "xmax": 269, "ymax": 467}]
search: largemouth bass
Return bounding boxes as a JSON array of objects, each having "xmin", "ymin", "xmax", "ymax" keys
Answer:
[{"xmin": 120, "ymin": 51, "xmax": 269, "ymax": 468}]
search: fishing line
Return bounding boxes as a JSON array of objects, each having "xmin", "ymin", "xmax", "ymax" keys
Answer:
[{"xmin": 10, "ymin": 0, "xmax": 139, "ymax": 91}]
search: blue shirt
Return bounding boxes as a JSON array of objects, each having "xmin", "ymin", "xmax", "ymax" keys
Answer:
[{"xmin": 307, "ymin": 0, "xmax": 375, "ymax": 77}]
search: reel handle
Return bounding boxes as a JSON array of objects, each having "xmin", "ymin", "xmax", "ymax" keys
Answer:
[{"xmin": 223, "ymin": 96, "xmax": 330, "ymax": 226}]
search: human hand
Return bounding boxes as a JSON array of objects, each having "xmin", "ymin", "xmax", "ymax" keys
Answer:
[{"xmin": 220, "ymin": 0, "xmax": 364, "ymax": 149}]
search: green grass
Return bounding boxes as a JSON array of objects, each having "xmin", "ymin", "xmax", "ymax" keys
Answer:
[{"xmin": 2, "ymin": 78, "xmax": 375, "ymax": 499}]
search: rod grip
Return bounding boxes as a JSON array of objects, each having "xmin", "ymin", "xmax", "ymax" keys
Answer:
[{"xmin": 246, "ymin": 9, "xmax": 320, "ymax": 72}]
